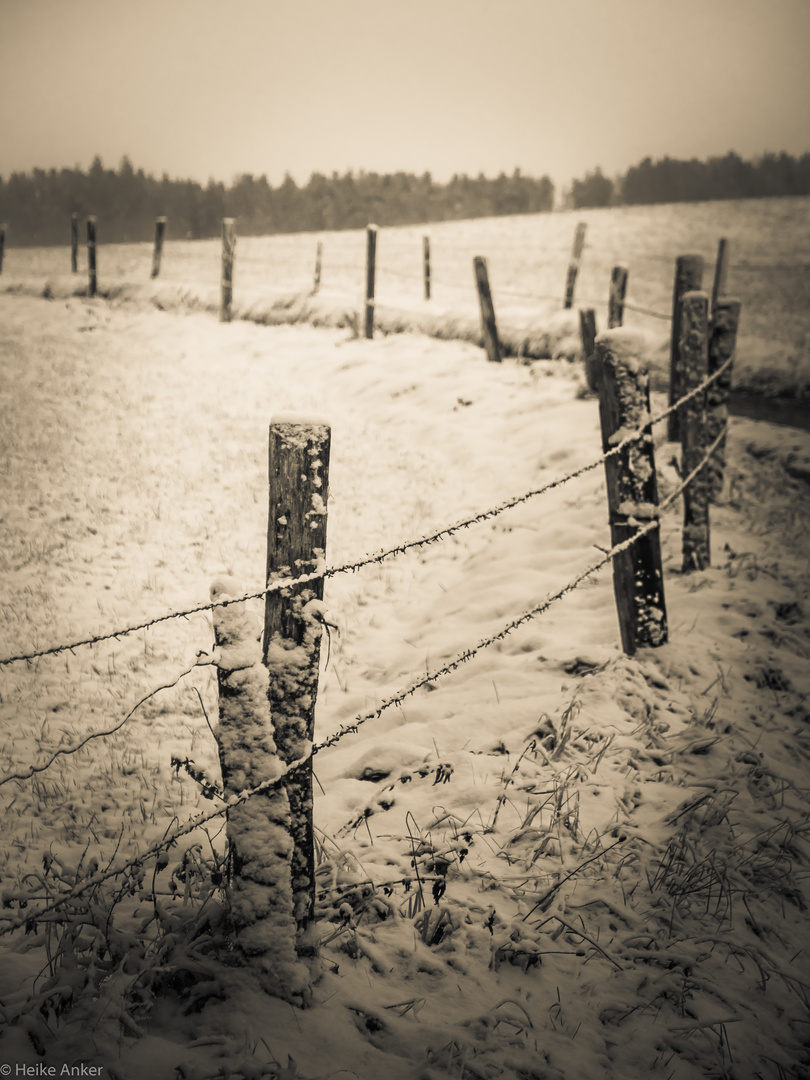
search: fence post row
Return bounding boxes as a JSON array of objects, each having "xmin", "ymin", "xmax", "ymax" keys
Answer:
[
  {"xmin": 210, "ymin": 577, "xmax": 309, "ymax": 1004},
  {"xmin": 679, "ymin": 291, "xmax": 711, "ymax": 571},
  {"xmin": 70, "ymin": 212, "xmax": 78, "ymax": 273},
  {"xmin": 473, "ymin": 255, "xmax": 502, "ymax": 363},
  {"xmin": 667, "ymin": 254, "xmax": 704, "ymax": 441},
  {"xmin": 263, "ymin": 415, "xmax": 331, "ymax": 945},
  {"xmin": 364, "ymin": 223, "xmax": 377, "ymax": 339},
  {"xmin": 423, "ymin": 234, "xmax": 431, "ymax": 300},
  {"xmin": 86, "ymin": 216, "xmax": 97, "ymax": 298},
  {"xmin": 151, "ymin": 217, "xmax": 167, "ymax": 279},
  {"xmin": 706, "ymin": 297, "xmax": 741, "ymax": 504},
  {"xmin": 608, "ymin": 265, "xmax": 628, "ymax": 329},
  {"xmin": 564, "ymin": 221, "xmax": 587, "ymax": 309},
  {"xmin": 595, "ymin": 329, "xmax": 668, "ymax": 655},
  {"xmin": 579, "ymin": 308, "xmax": 598, "ymax": 392},
  {"xmin": 220, "ymin": 217, "xmax": 236, "ymax": 322}
]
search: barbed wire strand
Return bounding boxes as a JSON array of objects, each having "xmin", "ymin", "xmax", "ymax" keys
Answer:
[
  {"xmin": 0, "ymin": 355, "xmax": 733, "ymax": 669},
  {"xmin": 0, "ymin": 423, "xmax": 725, "ymax": 939}
]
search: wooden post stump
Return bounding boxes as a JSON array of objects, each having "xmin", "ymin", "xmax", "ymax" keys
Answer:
[
  {"xmin": 364, "ymin": 224, "xmax": 377, "ymax": 339},
  {"xmin": 579, "ymin": 308, "xmax": 597, "ymax": 392},
  {"xmin": 595, "ymin": 329, "xmax": 668, "ymax": 655},
  {"xmin": 86, "ymin": 216, "xmax": 97, "ymax": 297},
  {"xmin": 423, "ymin": 235, "xmax": 431, "ymax": 300},
  {"xmin": 210, "ymin": 577, "xmax": 309, "ymax": 1005},
  {"xmin": 608, "ymin": 265, "xmax": 628, "ymax": 329},
  {"xmin": 151, "ymin": 217, "xmax": 167, "ymax": 278},
  {"xmin": 667, "ymin": 254, "xmax": 703, "ymax": 441},
  {"xmin": 0, "ymin": 223, "xmax": 5, "ymax": 275},
  {"xmin": 70, "ymin": 212, "xmax": 78, "ymax": 273},
  {"xmin": 220, "ymin": 217, "xmax": 236, "ymax": 322},
  {"xmin": 312, "ymin": 241, "xmax": 322, "ymax": 294},
  {"xmin": 473, "ymin": 256, "xmax": 502, "ymax": 363},
  {"xmin": 711, "ymin": 238, "xmax": 729, "ymax": 316},
  {"xmin": 264, "ymin": 415, "xmax": 331, "ymax": 943},
  {"xmin": 706, "ymin": 297, "xmax": 741, "ymax": 504},
  {"xmin": 680, "ymin": 291, "xmax": 711, "ymax": 570},
  {"xmin": 564, "ymin": 222, "xmax": 587, "ymax": 309}
]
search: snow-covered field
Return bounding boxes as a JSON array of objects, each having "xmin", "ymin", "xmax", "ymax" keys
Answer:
[{"xmin": 1, "ymin": 271, "xmax": 810, "ymax": 1080}]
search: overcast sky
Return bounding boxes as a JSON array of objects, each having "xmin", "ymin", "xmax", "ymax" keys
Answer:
[{"xmin": 1, "ymin": 0, "xmax": 808, "ymax": 192}]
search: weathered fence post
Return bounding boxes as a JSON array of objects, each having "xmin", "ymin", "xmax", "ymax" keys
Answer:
[
  {"xmin": 220, "ymin": 217, "xmax": 236, "ymax": 322},
  {"xmin": 264, "ymin": 415, "xmax": 331, "ymax": 947},
  {"xmin": 473, "ymin": 256, "xmax": 502, "ymax": 363},
  {"xmin": 706, "ymin": 297, "xmax": 741, "ymax": 504},
  {"xmin": 70, "ymin": 212, "xmax": 78, "ymax": 273},
  {"xmin": 595, "ymin": 329, "xmax": 668, "ymax": 655},
  {"xmin": 86, "ymin": 216, "xmax": 97, "ymax": 297},
  {"xmin": 0, "ymin": 223, "xmax": 5, "ymax": 275},
  {"xmin": 423, "ymin": 235, "xmax": 431, "ymax": 300},
  {"xmin": 564, "ymin": 221, "xmax": 587, "ymax": 309},
  {"xmin": 608, "ymin": 265, "xmax": 628, "ymax": 329},
  {"xmin": 151, "ymin": 217, "xmax": 166, "ymax": 278},
  {"xmin": 579, "ymin": 308, "xmax": 597, "ymax": 392},
  {"xmin": 312, "ymin": 241, "xmax": 322, "ymax": 294},
  {"xmin": 680, "ymin": 291, "xmax": 711, "ymax": 571},
  {"xmin": 210, "ymin": 577, "xmax": 309, "ymax": 1005},
  {"xmin": 667, "ymin": 254, "xmax": 704, "ymax": 441},
  {"xmin": 364, "ymin": 223, "xmax": 377, "ymax": 339},
  {"xmin": 711, "ymin": 238, "xmax": 729, "ymax": 316}
]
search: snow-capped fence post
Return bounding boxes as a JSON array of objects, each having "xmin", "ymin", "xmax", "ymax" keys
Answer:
[
  {"xmin": 151, "ymin": 217, "xmax": 166, "ymax": 279},
  {"xmin": 680, "ymin": 291, "xmax": 711, "ymax": 570},
  {"xmin": 473, "ymin": 255, "xmax": 502, "ymax": 363},
  {"xmin": 579, "ymin": 308, "xmax": 597, "ymax": 392},
  {"xmin": 312, "ymin": 241, "xmax": 322, "ymax": 294},
  {"xmin": 667, "ymin": 254, "xmax": 704, "ymax": 442},
  {"xmin": 423, "ymin": 234, "xmax": 431, "ymax": 300},
  {"xmin": 711, "ymin": 238, "xmax": 729, "ymax": 316},
  {"xmin": 86, "ymin": 216, "xmax": 97, "ymax": 298},
  {"xmin": 210, "ymin": 577, "xmax": 310, "ymax": 1005},
  {"xmin": 264, "ymin": 415, "xmax": 331, "ymax": 947},
  {"xmin": 220, "ymin": 217, "xmax": 236, "ymax": 323},
  {"xmin": 70, "ymin": 212, "xmax": 78, "ymax": 273},
  {"xmin": 706, "ymin": 297, "xmax": 741, "ymax": 504},
  {"xmin": 595, "ymin": 329, "xmax": 668, "ymax": 655},
  {"xmin": 364, "ymin": 223, "xmax": 377, "ymax": 339},
  {"xmin": 564, "ymin": 221, "xmax": 587, "ymax": 309},
  {"xmin": 608, "ymin": 265, "xmax": 628, "ymax": 328}
]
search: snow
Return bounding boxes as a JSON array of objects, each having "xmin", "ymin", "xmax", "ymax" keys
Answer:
[{"xmin": 0, "ymin": 260, "xmax": 809, "ymax": 1080}]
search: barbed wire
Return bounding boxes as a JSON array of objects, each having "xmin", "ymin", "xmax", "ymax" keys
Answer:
[
  {"xmin": 0, "ymin": 355, "xmax": 734, "ymax": 669},
  {"xmin": 622, "ymin": 300, "xmax": 672, "ymax": 321},
  {"xmin": 0, "ymin": 423, "xmax": 727, "ymax": 939}
]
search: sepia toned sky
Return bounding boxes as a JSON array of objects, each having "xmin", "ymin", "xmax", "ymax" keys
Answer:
[{"xmin": 1, "ymin": 0, "xmax": 808, "ymax": 192}]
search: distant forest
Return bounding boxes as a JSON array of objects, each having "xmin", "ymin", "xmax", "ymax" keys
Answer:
[{"xmin": 2, "ymin": 150, "xmax": 809, "ymax": 246}]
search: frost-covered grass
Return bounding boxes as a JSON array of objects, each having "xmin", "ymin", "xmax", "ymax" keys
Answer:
[{"xmin": 1, "ymin": 293, "xmax": 810, "ymax": 1079}]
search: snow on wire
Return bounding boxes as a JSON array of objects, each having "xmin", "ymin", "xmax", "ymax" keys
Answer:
[
  {"xmin": 0, "ymin": 355, "xmax": 733, "ymax": 669},
  {"xmin": 0, "ymin": 426, "xmax": 727, "ymax": 938}
]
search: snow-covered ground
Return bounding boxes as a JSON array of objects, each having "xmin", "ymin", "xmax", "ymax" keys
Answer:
[{"xmin": 1, "ymin": 291, "xmax": 810, "ymax": 1079}]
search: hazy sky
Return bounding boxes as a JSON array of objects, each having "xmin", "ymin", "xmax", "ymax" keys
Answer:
[{"xmin": 1, "ymin": 0, "xmax": 808, "ymax": 192}]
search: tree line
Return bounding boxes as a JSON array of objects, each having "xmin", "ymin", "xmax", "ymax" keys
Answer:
[
  {"xmin": 0, "ymin": 157, "xmax": 554, "ymax": 246},
  {"xmin": 568, "ymin": 151, "xmax": 810, "ymax": 208}
]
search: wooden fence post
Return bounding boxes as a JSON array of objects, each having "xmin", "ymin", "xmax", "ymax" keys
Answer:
[
  {"xmin": 151, "ymin": 217, "xmax": 166, "ymax": 278},
  {"xmin": 579, "ymin": 308, "xmax": 597, "ymax": 392},
  {"xmin": 364, "ymin": 223, "xmax": 377, "ymax": 339},
  {"xmin": 264, "ymin": 414, "xmax": 331, "ymax": 945},
  {"xmin": 608, "ymin": 265, "xmax": 628, "ymax": 329},
  {"xmin": 473, "ymin": 255, "xmax": 502, "ymax": 363},
  {"xmin": 220, "ymin": 217, "xmax": 236, "ymax": 322},
  {"xmin": 86, "ymin": 216, "xmax": 97, "ymax": 297},
  {"xmin": 711, "ymin": 238, "xmax": 729, "ymax": 316},
  {"xmin": 210, "ymin": 577, "xmax": 309, "ymax": 1005},
  {"xmin": 312, "ymin": 240, "xmax": 322, "ymax": 294},
  {"xmin": 564, "ymin": 221, "xmax": 587, "ymax": 309},
  {"xmin": 667, "ymin": 254, "xmax": 704, "ymax": 442},
  {"xmin": 595, "ymin": 329, "xmax": 668, "ymax": 655},
  {"xmin": 70, "ymin": 212, "xmax": 78, "ymax": 273},
  {"xmin": 706, "ymin": 297, "xmax": 741, "ymax": 504},
  {"xmin": 0, "ymin": 223, "xmax": 4, "ymax": 275},
  {"xmin": 680, "ymin": 291, "xmax": 711, "ymax": 571},
  {"xmin": 423, "ymin": 235, "xmax": 431, "ymax": 300}
]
